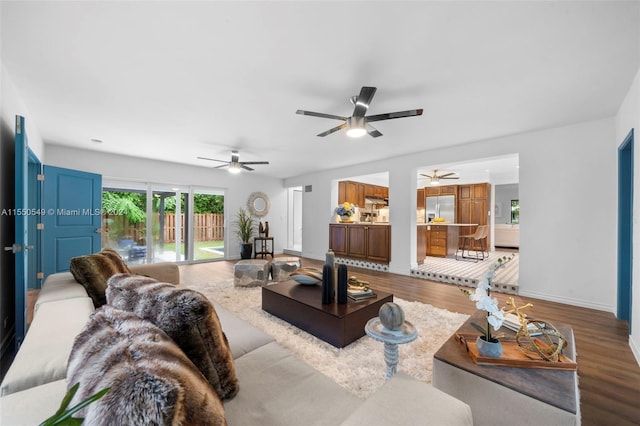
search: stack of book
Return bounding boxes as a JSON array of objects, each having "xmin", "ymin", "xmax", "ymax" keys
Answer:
[
  {"xmin": 347, "ymin": 287, "xmax": 376, "ymax": 301},
  {"xmin": 502, "ymin": 313, "xmax": 546, "ymax": 336}
]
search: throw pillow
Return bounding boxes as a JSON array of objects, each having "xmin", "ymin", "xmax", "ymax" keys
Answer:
[
  {"xmin": 106, "ymin": 274, "xmax": 239, "ymax": 400},
  {"xmin": 69, "ymin": 248, "xmax": 131, "ymax": 307},
  {"xmin": 66, "ymin": 305, "xmax": 227, "ymax": 425}
]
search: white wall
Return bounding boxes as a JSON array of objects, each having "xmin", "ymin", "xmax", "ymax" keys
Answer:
[
  {"xmin": 616, "ymin": 66, "xmax": 640, "ymax": 364},
  {"xmin": 45, "ymin": 145, "xmax": 286, "ymax": 259},
  {"xmin": 0, "ymin": 65, "xmax": 44, "ymax": 160},
  {"xmin": 286, "ymin": 117, "xmax": 617, "ymax": 313}
]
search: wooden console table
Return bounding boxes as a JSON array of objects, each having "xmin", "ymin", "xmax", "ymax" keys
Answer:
[
  {"xmin": 253, "ymin": 237, "xmax": 274, "ymax": 259},
  {"xmin": 432, "ymin": 311, "xmax": 580, "ymax": 425}
]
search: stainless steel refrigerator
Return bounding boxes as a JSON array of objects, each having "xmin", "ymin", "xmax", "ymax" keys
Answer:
[{"xmin": 426, "ymin": 195, "xmax": 456, "ymax": 222}]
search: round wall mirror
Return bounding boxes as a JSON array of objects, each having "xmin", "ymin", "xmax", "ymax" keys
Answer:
[{"xmin": 247, "ymin": 192, "xmax": 270, "ymax": 217}]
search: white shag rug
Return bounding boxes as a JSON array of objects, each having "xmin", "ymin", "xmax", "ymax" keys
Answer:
[{"xmin": 185, "ymin": 279, "xmax": 469, "ymax": 398}]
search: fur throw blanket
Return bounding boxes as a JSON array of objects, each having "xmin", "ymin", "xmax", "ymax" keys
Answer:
[
  {"xmin": 69, "ymin": 248, "xmax": 130, "ymax": 307},
  {"xmin": 67, "ymin": 305, "xmax": 226, "ymax": 426},
  {"xmin": 106, "ymin": 274, "xmax": 239, "ymax": 401}
]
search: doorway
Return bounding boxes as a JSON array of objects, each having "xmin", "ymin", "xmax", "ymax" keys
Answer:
[
  {"xmin": 286, "ymin": 186, "xmax": 302, "ymax": 253},
  {"xmin": 618, "ymin": 129, "xmax": 634, "ymax": 329}
]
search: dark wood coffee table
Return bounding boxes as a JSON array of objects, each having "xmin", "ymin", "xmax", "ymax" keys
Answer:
[{"xmin": 262, "ymin": 280, "xmax": 393, "ymax": 348}]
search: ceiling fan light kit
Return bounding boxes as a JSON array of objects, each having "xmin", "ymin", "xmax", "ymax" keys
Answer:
[
  {"xmin": 346, "ymin": 116, "xmax": 367, "ymax": 138},
  {"xmin": 297, "ymin": 86, "xmax": 423, "ymax": 138}
]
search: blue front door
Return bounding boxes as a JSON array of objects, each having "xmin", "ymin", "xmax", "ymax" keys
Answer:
[
  {"xmin": 43, "ymin": 166, "xmax": 102, "ymax": 277},
  {"xmin": 13, "ymin": 116, "xmax": 28, "ymax": 349}
]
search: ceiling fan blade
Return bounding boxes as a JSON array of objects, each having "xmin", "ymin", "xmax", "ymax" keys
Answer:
[
  {"xmin": 241, "ymin": 165, "xmax": 254, "ymax": 171},
  {"xmin": 440, "ymin": 176, "xmax": 459, "ymax": 179},
  {"xmin": 317, "ymin": 123, "xmax": 346, "ymax": 137},
  {"xmin": 419, "ymin": 173, "xmax": 434, "ymax": 178},
  {"xmin": 366, "ymin": 123, "xmax": 382, "ymax": 138},
  {"xmin": 213, "ymin": 164, "xmax": 229, "ymax": 169},
  {"xmin": 197, "ymin": 156, "xmax": 228, "ymax": 163},
  {"xmin": 352, "ymin": 86, "xmax": 377, "ymax": 117},
  {"xmin": 438, "ymin": 172, "xmax": 457, "ymax": 178},
  {"xmin": 366, "ymin": 108, "xmax": 424, "ymax": 122},
  {"xmin": 241, "ymin": 161, "xmax": 270, "ymax": 165},
  {"xmin": 296, "ymin": 110, "xmax": 347, "ymax": 121}
]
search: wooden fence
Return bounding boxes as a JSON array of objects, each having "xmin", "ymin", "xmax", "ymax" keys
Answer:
[
  {"xmin": 103, "ymin": 213, "xmax": 224, "ymax": 245},
  {"xmin": 164, "ymin": 213, "xmax": 225, "ymax": 242}
]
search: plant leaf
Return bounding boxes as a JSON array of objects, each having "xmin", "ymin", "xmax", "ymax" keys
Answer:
[
  {"xmin": 470, "ymin": 322, "xmax": 487, "ymax": 336},
  {"xmin": 39, "ymin": 387, "xmax": 110, "ymax": 426}
]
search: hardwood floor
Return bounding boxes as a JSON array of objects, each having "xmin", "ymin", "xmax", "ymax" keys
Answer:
[{"xmin": 181, "ymin": 257, "xmax": 640, "ymax": 426}]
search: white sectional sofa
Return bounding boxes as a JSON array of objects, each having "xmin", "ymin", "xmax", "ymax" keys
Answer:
[{"xmin": 1, "ymin": 262, "xmax": 473, "ymax": 425}]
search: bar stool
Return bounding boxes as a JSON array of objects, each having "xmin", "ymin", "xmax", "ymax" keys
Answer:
[{"xmin": 456, "ymin": 225, "xmax": 488, "ymax": 262}]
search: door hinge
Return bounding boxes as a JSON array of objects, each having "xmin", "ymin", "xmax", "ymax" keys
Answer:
[
  {"xmin": 37, "ymin": 174, "xmax": 45, "ymax": 181},
  {"xmin": 37, "ymin": 272, "xmax": 44, "ymax": 280},
  {"xmin": 37, "ymin": 223, "xmax": 44, "ymax": 230}
]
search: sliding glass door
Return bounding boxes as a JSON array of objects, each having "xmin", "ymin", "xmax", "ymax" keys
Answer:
[{"xmin": 102, "ymin": 182, "xmax": 225, "ymax": 264}]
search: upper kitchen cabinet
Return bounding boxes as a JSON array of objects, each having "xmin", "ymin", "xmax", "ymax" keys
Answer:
[
  {"xmin": 458, "ymin": 183, "xmax": 487, "ymax": 200},
  {"xmin": 425, "ymin": 185, "xmax": 456, "ymax": 196},
  {"xmin": 338, "ymin": 180, "xmax": 388, "ymax": 208}
]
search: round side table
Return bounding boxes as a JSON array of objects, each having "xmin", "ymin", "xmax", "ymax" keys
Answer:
[{"xmin": 365, "ymin": 317, "xmax": 418, "ymax": 379}]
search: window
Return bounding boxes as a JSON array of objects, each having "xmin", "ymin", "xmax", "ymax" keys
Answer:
[{"xmin": 511, "ymin": 199, "xmax": 519, "ymax": 224}]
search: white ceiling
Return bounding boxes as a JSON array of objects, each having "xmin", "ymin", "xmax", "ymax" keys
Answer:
[{"xmin": 2, "ymin": 1, "xmax": 638, "ymax": 179}]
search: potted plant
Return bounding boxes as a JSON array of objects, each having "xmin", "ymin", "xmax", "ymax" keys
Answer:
[
  {"xmin": 234, "ymin": 207, "xmax": 255, "ymax": 259},
  {"xmin": 459, "ymin": 254, "xmax": 515, "ymax": 357}
]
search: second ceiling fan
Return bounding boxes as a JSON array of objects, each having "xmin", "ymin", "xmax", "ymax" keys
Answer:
[
  {"xmin": 197, "ymin": 150, "xmax": 269, "ymax": 174},
  {"xmin": 421, "ymin": 170, "xmax": 459, "ymax": 185},
  {"xmin": 296, "ymin": 86, "xmax": 423, "ymax": 138}
]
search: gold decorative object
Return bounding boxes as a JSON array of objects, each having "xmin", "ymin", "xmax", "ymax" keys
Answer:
[
  {"xmin": 516, "ymin": 322, "xmax": 567, "ymax": 362},
  {"xmin": 347, "ymin": 276, "xmax": 370, "ymax": 291},
  {"xmin": 503, "ymin": 297, "xmax": 568, "ymax": 362}
]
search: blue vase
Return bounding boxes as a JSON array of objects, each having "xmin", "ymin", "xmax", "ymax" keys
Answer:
[{"xmin": 476, "ymin": 336, "xmax": 503, "ymax": 358}]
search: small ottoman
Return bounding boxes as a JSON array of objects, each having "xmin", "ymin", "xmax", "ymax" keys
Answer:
[
  {"xmin": 270, "ymin": 257, "xmax": 301, "ymax": 282},
  {"xmin": 234, "ymin": 259, "xmax": 270, "ymax": 287}
]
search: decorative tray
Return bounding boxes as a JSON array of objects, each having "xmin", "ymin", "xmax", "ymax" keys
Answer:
[{"xmin": 455, "ymin": 333, "xmax": 577, "ymax": 371}]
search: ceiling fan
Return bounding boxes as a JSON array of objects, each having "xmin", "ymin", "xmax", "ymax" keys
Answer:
[
  {"xmin": 420, "ymin": 170, "xmax": 459, "ymax": 185},
  {"xmin": 296, "ymin": 86, "xmax": 423, "ymax": 138},
  {"xmin": 197, "ymin": 150, "xmax": 269, "ymax": 174}
]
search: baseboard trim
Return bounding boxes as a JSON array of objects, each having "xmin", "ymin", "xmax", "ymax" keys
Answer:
[
  {"xmin": 517, "ymin": 289, "xmax": 614, "ymax": 313},
  {"xmin": 629, "ymin": 335, "xmax": 640, "ymax": 367}
]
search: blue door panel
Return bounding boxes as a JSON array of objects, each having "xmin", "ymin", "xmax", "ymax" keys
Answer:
[
  {"xmin": 55, "ymin": 237, "xmax": 96, "ymax": 272},
  {"xmin": 14, "ymin": 116, "xmax": 28, "ymax": 349},
  {"xmin": 43, "ymin": 165, "xmax": 102, "ymax": 278}
]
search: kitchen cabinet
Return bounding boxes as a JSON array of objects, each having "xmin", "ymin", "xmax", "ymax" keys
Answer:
[
  {"xmin": 338, "ymin": 180, "xmax": 387, "ymax": 208},
  {"xmin": 417, "ymin": 188, "xmax": 425, "ymax": 210},
  {"xmin": 425, "ymin": 185, "xmax": 456, "ymax": 196},
  {"xmin": 329, "ymin": 224, "xmax": 391, "ymax": 263},
  {"xmin": 417, "ymin": 225, "xmax": 427, "ymax": 264},
  {"xmin": 457, "ymin": 183, "xmax": 491, "ymax": 247},
  {"xmin": 329, "ymin": 224, "xmax": 348, "ymax": 256},
  {"xmin": 427, "ymin": 225, "xmax": 448, "ymax": 257},
  {"xmin": 424, "ymin": 224, "xmax": 463, "ymax": 258}
]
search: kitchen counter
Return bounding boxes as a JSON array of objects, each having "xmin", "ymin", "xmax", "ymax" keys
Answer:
[
  {"xmin": 417, "ymin": 223, "xmax": 478, "ymax": 227},
  {"xmin": 417, "ymin": 223, "xmax": 478, "ymax": 259}
]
